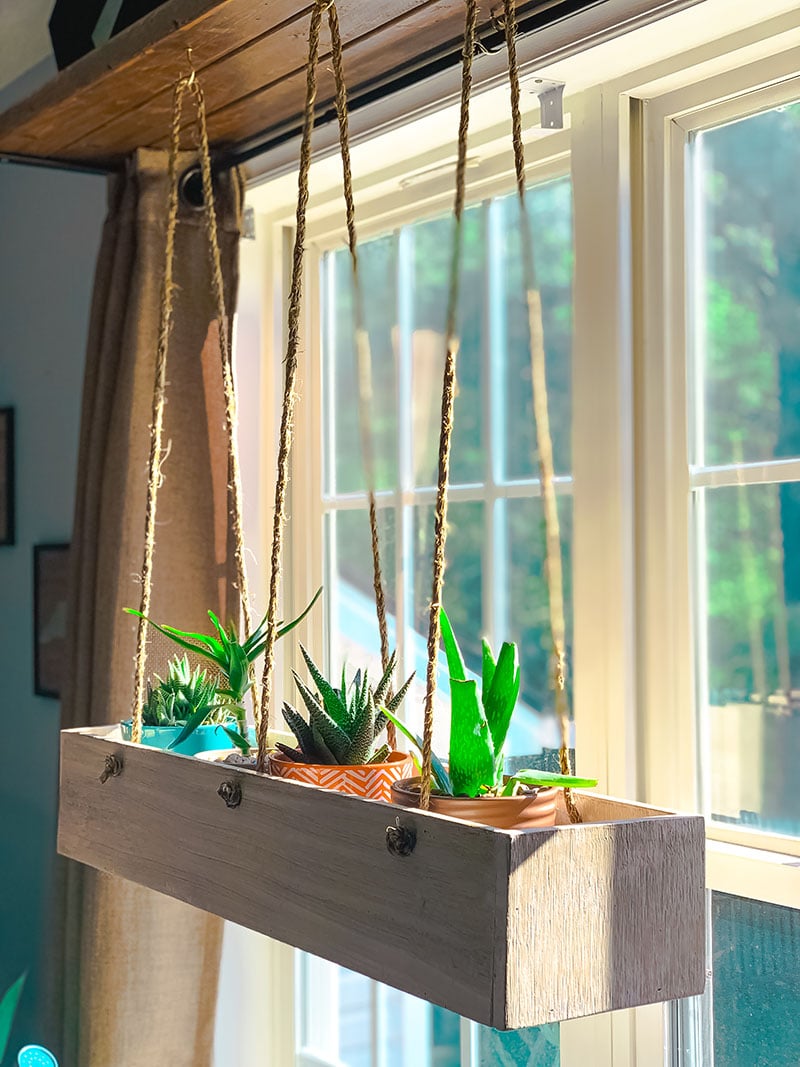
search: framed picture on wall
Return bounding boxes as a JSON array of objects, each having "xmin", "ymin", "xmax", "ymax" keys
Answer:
[
  {"xmin": 34, "ymin": 543, "xmax": 71, "ymax": 699},
  {"xmin": 0, "ymin": 407, "xmax": 15, "ymax": 546}
]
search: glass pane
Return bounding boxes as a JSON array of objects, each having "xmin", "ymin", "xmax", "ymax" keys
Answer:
[
  {"xmin": 711, "ymin": 893, "xmax": 800, "ymax": 1066},
  {"xmin": 328, "ymin": 508, "xmax": 397, "ymax": 679},
  {"xmin": 410, "ymin": 500, "xmax": 484, "ymax": 748},
  {"xmin": 701, "ymin": 482, "xmax": 800, "ymax": 836},
  {"xmin": 324, "ymin": 234, "xmax": 399, "ymax": 495},
  {"xmin": 478, "ymin": 1023, "xmax": 560, "ymax": 1066},
  {"xmin": 504, "ymin": 496, "xmax": 572, "ymax": 763},
  {"xmin": 692, "ymin": 101, "xmax": 800, "ymax": 465},
  {"xmin": 411, "ymin": 207, "xmax": 485, "ymax": 487},
  {"xmin": 500, "ymin": 178, "xmax": 573, "ymax": 481},
  {"xmin": 679, "ymin": 893, "xmax": 800, "ymax": 1067}
]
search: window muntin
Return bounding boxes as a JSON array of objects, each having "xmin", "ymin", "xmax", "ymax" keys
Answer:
[{"xmin": 321, "ymin": 177, "xmax": 573, "ymax": 762}]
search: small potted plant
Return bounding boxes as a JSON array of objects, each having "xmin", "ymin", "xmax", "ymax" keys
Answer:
[
  {"xmin": 386, "ymin": 608, "xmax": 597, "ymax": 829},
  {"xmin": 268, "ymin": 645, "xmax": 415, "ymax": 801},
  {"xmin": 120, "ymin": 654, "xmax": 236, "ymax": 755},
  {"xmin": 125, "ymin": 588, "xmax": 321, "ymax": 752}
]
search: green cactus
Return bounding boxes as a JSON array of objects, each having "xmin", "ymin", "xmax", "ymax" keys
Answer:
[
  {"xmin": 278, "ymin": 645, "xmax": 414, "ymax": 766},
  {"xmin": 141, "ymin": 655, "xmax": 224, "ymax": 728}
]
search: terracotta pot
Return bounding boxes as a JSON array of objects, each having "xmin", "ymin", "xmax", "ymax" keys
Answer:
[
  {"xmin": 268, "ymin": 750, "xmax": 414, "ymax": 802},
  {"xmin": 390, "ymin": 776, "xmax": 559, "ymax": 830}
]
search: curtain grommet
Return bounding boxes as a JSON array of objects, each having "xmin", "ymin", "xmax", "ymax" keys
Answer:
[{"xmin": 179, "ymin": 164, "xmax": 207, "ymax": 211}]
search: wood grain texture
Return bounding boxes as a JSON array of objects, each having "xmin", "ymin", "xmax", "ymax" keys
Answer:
[
  {"xmin": 58, "ymin": 728, "xmax": 706, "ymax": 1028},
  {"xmin": 504, "ymin": 807, "xmax": 706, "ymax": 1028},
  {"xmin": 0, "ymin": 0, "xmax": 495, "ymax": 167}
]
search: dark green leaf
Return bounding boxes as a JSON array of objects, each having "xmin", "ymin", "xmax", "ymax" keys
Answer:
[
  {"xmin": 372, "ymin": 651, "xmax": 397, "ymax": 706},
  {"xmin": 123, "ymin": 609, "xmax": 223, "ymax": 664},
  {"xmin": 299, "ymin": 644, "xmax": 348, "ymax": 727},
  {"xmin": 274, "ymin": 586, "xmax": 323, "ymax": 641},
  {"xmin": 219, "ymin": 725, "xmax": 251, "ymax": 754},
  {"xmin": 385, "ymin": 671, "xmax": 414, "ymax": 713},
  {"xmin": 167, "ymin": 703, "xmax": 218, "ymax": 749},
  {"xmin": 307, "ymin": 700, "xmax": 352, "ymax": 763},
  {"xmin": 281, "ymin": 702, "xmax": 316, "ymax": 760},
  {"xmin": 381, "ymin": 706, "xmax": 454, "ymax": 794}
]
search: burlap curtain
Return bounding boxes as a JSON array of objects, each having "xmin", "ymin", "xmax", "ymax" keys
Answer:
[{"xmin": 46, "ymin": 147, "xmax": 245, "ymax": 1066}]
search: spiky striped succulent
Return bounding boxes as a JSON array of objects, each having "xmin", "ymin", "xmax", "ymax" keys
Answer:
[
  {"xmin": 142, "ymin": 655, "xmax": 224, "ymax": 728},
  {"xmin": 277, "ymin": 645, "xmax": 414, "ymax": 766}
]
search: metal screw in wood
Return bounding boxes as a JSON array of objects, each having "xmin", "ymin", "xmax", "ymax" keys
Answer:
[
  {"xmin": 218, "ymin": 779, "xmax": 242, "ymax": 809},
  {"xmin": 99, "ymin": 754, "xmax": 123, "ymax": 783},
  {"xmin": 385, "ymin": 817, "xmax": 416, "ymax": 857}
]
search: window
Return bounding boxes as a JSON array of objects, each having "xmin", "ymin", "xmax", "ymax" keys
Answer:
[
  {"xmin": 237, "ymin": 3, "xmax": 800, "ymax": 1064},
  {"xmin": 689, "ymin": 103, "xmax": 800, "ymax": 840},
  {"xmin": 322, "ymin": 179, "xmax": 574, "ymax": 763}
]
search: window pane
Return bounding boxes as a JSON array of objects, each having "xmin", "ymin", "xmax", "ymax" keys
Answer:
[
  {"xmin": 504, "ymin": 496, "xmax": 572, "ymax": 761},
  {"xmin": 692, "ymin": 102, "xmax": 800, "ymax": 465},
  {"xmin": 410, "ymin": 500, "xmax": 484, "ymax": 748},
  {"xmin": 411, "ymin": 207, "xmax": 485, "ymax": 487},
  {"xmin": 328, "ymin": 508, "xmax": 397, "ymax": 677},
  {"xmin": 324, "ymin": 234, "xmax": 399, "ymax": 495},
  {"xmin": 701, "ymin": 482, "xmax": 800, "ymax": 836},
  {"xmin": 679, "ymin": 893, "xmax": 800, "ymax": 1067},
  {"xmin": 500, "ymin": 178, "xmax": 573, "ymax": 481}
]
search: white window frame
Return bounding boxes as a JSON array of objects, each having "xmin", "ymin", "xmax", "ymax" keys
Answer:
[
  {"xmin": 639, "ymin": 54, "xmax": 800, "ymax": 909},
  {"xmin": 230, "ymin": 4, "xmax": 800, "ymax": 1065}
]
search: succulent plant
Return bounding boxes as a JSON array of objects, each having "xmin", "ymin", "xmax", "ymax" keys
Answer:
[
  {"xmin": 385, "ymin": 606, "xmax": 597, "ymax": 797},
  {"xmin": 141, "ymin": 655, "xmax": 223, "ymax": 728},
  {"xmin": 126, "ymin": 587, "xmax": 322, "ymax": 746},
  {"xmin": 277, "ymin": 645, "xmax": 414, "ymax": 766}
]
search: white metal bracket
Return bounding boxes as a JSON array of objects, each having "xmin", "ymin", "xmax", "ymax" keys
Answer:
[{"xmin": 528, "ymin": 78, "xmax": 566, "ymax": 129}]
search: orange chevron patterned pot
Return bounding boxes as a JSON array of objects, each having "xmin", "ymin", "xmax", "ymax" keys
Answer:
[{"xmin": 267, "ymin": 750, "xmax": 414, "ymax": 801}]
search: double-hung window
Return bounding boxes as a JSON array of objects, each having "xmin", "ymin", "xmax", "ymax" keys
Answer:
[{"xmin": 231, "ymin": 2, "xmax": 800, "ymax": 1063}]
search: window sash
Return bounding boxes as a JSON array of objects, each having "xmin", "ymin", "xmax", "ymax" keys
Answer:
[{"xmin": 640, "ymin": 62, "xmax": 800, "ymax": 894}]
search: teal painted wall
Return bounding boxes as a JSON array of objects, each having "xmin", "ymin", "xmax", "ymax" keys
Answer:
[{"xmin": 0, "ymin": 161, "xmax": 104, "ymax": 1055}]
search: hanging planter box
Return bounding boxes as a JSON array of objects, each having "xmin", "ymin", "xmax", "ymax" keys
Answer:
[{"xmin": 59, "ymin": 725, "xmax": 705, "ymax": 1029}]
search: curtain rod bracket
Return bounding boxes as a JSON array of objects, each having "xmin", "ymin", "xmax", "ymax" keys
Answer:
[{"xmin": 523, "ymin": 77, "xmax": 565, "ymax": 129}]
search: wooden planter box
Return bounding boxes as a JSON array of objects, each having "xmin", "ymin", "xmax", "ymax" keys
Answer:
[{"xmin": 59, "ymin": 726, "xmax": 706, "ymax": 1029}]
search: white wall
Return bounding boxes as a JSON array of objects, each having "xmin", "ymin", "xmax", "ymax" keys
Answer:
[{"xmin": 0, "ymin": 161, "xmax": 104, "ymax": 1050}]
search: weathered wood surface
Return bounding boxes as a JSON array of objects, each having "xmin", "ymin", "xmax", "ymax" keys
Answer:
[
  {"xmin": 0, "ymin": 0, "xmax": 496, "ymax": 167},
  {"xmin": 59, "ymin": 727, "xmax": 706, "ymax": 1028}
]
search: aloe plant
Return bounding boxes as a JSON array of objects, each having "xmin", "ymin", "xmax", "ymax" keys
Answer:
[
  {"xmin": 277, "ymin": 645, "xmax": 414, "ymax": 765},
  {"xmin": 125, "ymin": 586, "xmax": 322, "ymax": 747},
  {"xmin": 384, "ymin": 607, "xmax": 597, "ymax": 797}
]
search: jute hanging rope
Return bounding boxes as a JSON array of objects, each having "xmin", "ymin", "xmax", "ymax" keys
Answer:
[
  {"xmin": 328, "ymin": 2, "xmax": 396, "ymax": 747},
  {"xmin": 256, "ymin": 1, "xmax": 327, "ymax": 770},
  {"xmin": 131, "ymin": 59, "xmax": 252, "ymax": 743},
  {"xmin": 501, "ymin": 0, "xmax": 580, "ymax": 822},
  {"xmin": 418, "ymin": 0, "xmax": 480, "ymax": 811}
]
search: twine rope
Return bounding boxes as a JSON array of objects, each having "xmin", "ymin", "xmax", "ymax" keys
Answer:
[
  {"xmin": 502, "ymin": 0, "xmax": 580, "ymax": 822},
  {"xmin": 257, "ymin": 2, "xmax": 325, "ymax": 770},
  {"xmin": 328, "ymin": 2, "xmax": 396, "ymax": 747},
  {"xmin": 419, "ymin": 0, "xmax": 479, "ymax": 811},
  {"xmin": 131, "ymin": 60, "xmax": 252, "ymax": 742},
  {"xmin": 191, "ymin": 76, "xmax": 256, "ymax": 717},
  {"xmin": 130, "ymin": 74, "xmax": 189, "ymax": 743}
]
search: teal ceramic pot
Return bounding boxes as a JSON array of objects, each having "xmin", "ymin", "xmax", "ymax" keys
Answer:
[{"xmin": 120, "ymin": 720, "xmax": 235, "ymax": 756}]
